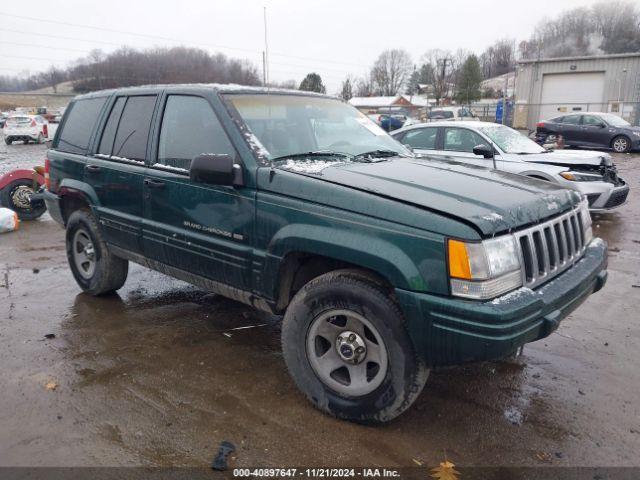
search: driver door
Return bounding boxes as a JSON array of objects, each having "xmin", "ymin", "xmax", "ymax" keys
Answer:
[{"xmin": 142, "ymin": 93, "xmax": 254, "ymax": 290}]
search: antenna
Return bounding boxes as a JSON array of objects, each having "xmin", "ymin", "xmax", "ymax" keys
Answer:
[{"xmin": 263, "ymin": 6, "xmax": 269, "ymax": 86}]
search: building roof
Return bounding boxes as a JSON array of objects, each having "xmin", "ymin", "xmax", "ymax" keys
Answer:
[
  {"xmin": 348, "ymin": 96, "xmax": 399, "ymax": 107},
  {"xmin": 349, "ymin": 94, "xmax": 431, "ymax": 108},
  {"xmin": 518, "ymin": 52, "xmax": 640, "ymax": 64}
]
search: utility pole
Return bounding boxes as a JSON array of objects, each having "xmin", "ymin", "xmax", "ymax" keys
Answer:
[
  {"xmin": 262, "ymin": 51, "xmax": 267, "ymax": 87},
  {"xmin": 263, "ymin": 6, "xmax": 269, "ymax": 86}
]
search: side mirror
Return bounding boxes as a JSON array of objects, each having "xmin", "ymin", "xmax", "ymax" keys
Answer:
[
  {"xmin": 189, "ymin": 154, "xmax": 243, "ymax": 186},
  {"xmin": 473, "ymin": 144, "xmax": 494, "ymax": 159},
  {"xmin": 598, "ymin": 123, "xmax": 607, "ymax": 128}
]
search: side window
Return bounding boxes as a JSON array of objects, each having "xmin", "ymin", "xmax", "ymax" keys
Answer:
[
  {"xmin": 111, "ymin": 96, "xmax": 156, "ymax": 161},
  {"xmin": 157, "ymin": 95, "xmax": 236, "ymax": 170},
  {"xmin": 561, "ymin": 115, "xmax": 580, "ymax": 125},
  {"xmin": 444, "ymin": 128, "xmax": 486, "ymax": 153},
  {"xmin": 582, "ymin": 115, "xmax": 603, "ymax": 126},
  {"xmin": 56, "ymin": 97, "xmax": 107, "ymax": 154},
  {"xmin": 98, "ymin": 97, "xmax": 126, "ymax": 156},
  {"xmin": 403, "ymin": 128, "xmax": 438, "ymax": 150}
]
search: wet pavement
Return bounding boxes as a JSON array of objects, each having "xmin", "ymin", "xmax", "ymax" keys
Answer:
[{"xmin": 1, "ymin": 141, "xmax": 639, "ymax": 468}]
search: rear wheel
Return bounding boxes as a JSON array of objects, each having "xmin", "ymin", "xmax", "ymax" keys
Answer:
[
  {"xmin": 0, "ymin": 179, "xmax": 46, "ymax": 220},
  {"xmin": 4, "ymin": 137, "xmax": 12, "ymax": 145},
  {"xmin": 281, "ymin": 270, "xmax": 429, "ymax": 423},
  {"xmin": 611, "ymin": 135, "xmax": 631, "ymax": 153},
  {"xmin": 66, "ymin": 209, "xmax": 128, "ymax": 295}
]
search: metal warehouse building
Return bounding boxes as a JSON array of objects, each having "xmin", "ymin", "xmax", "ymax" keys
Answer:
[{"xmin": 514, "ymin": 52, "xmax": 640, "ymax": 130}]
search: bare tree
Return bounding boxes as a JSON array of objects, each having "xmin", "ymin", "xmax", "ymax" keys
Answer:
[
  {"xmin": 370, "ymin": 49, "xmax": 413, "ymax": 96},
  {"xmin": 421, "ymin": 49, "xmax": 455, "ymax": 105}
]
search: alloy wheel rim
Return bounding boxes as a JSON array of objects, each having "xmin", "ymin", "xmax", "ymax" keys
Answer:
[
  {"xmin": 72, "ymin": 229, "xmax": 96, "ymax": 279},
  {"xmin": 306, "ymin": 309, "xmax": 388, "ymax": 397},
  {"xmin": 614, "ymin": 138, "xmax": 627, "ymax": 152}
]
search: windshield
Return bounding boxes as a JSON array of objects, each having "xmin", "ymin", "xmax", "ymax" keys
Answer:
[
  {"xmin": 478, "ymin": 124, "xmax": 545, "ymax": 154},
  {"xmin": 226, "ymin": 94, "xmax": 409, "ymax": 162},
  {"xmin": 600, "ymin": 113, "xmax": 631, "ymax": 128}
]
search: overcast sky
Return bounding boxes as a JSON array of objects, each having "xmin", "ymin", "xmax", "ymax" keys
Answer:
[{"xmin": 0, "ymin": 0, "xmax": 606, "ymax": 92}]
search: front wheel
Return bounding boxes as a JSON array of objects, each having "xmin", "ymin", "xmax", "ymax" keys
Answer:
[
  {"xmin": 66, "ymin": 209, "xmax": 129, "ymax": 295},
  {"xmin": 0, "ymin": 179, "xmax": 46, "ymax": 220},
  {"xmin": 612, "ymin": 135, "xmax": 631, "ymax": 153},
  {"xmin": 4, "ymin": 137, "xmax": 12, "ymax": 145},
  {"xmin": 281, "ymin": 270, "xmax": 429, "ymax": 423}
]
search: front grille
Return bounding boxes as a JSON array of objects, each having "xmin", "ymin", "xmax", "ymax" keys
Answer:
[
  {"xmin": 604, "ymin": 186, "xmax": 629, "ymax": 209},
  {"xmin": 514, "ymin": 205, "xmax": 587, "ymax": 288}
]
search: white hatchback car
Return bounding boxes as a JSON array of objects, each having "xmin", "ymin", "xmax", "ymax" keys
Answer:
[
  {"xmin": 392, "ymin": 121, "xmax": 629, "ymax": 211},
  {"xmin": 3, "ymin": 115, "xmax": 50, "ymax": 145}
]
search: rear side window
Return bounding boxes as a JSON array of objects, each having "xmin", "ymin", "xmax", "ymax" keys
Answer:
[
  {"xmin": 111, "ymin": 96, "xmax": 156, "ymax": 161},
  {"xmin": 157, "ymin": 95, "xmax": 235, "ymax": 170},
  {"xmin": 98, "ymin": 97, "xmax": 127, "ymax": 156},
  {"xmin": 560, "ymin": 115, "xmax": 580, "ymax": 125},
  {"xmin": 402, "ymin": 128, "xmax": 438, "ymax": 150},
  {"xmin": 56, "ymin": 97, "xmax": 107, "ymax": 154}
]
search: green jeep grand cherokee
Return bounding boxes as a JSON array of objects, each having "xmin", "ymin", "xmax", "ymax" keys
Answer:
[{"xmin": 43, "ymin": 85, "xmax": 607, "ymax": 423}]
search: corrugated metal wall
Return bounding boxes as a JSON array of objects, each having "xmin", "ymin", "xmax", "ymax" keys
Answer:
[{"xmin": 515, "ymin": 53, "xmax": 640, "ymax": 129}]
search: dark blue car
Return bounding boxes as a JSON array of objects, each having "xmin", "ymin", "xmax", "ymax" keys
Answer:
[{"xmin": 536, "ymin": 112, "xmax": 640, "ymax": 153}]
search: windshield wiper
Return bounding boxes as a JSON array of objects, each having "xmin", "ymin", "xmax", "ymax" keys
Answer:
[
  {"xmin": 353, "ymin": 149, "xmax": 401, "ymax": 162},
  {"xmin": 271, "ymin": 151, "xmax": 353, "ymax": 162}
]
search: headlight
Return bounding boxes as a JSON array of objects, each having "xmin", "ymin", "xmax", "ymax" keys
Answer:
[
  {"xmin": 448, "ymin": 236, "xmax": 522, "ymax": 300},
  {"xmin": 632, "ymin": 131, "xmax": 640, "ymax": 137},
  {"xmin": 579, "ymin": 199, "xmax": 593, "ymax": 245},
  {"xmin": 560, "ymin": 171, "xmax": 603, "ymax": 182}
]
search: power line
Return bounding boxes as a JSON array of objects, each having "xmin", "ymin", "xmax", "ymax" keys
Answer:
[{"xmin": 0, "ymin": 12, "xmax": 369, "ymax": 68}]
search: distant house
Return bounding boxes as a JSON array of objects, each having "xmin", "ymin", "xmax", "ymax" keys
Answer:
[{"xmin": 348, "ymin": 95, "xmax": 432, "ymax": 117}]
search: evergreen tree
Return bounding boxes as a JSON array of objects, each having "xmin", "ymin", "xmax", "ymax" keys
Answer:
[
  {"xmin": 299, "ymin": 73, "xmax": 326, "ymax": 93},
  {"xmin": 454, "ymin": 55, "xmax": 482, "ymax": 104},
  {"xmin": 339, "ymin": 78, "xmax": 353, "ymax": 101}
]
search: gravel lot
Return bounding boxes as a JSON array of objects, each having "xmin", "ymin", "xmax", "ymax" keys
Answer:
[{"xmin": 1, "ymin": 139, "xmax": 639, "ymax": 470}]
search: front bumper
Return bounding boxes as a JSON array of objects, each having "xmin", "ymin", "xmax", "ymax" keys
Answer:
[
  {"xmin": 585, "ymin": 183, "xmax": 629, "ymax": 211},
  {"xmin": 396, "ymin": 239, "xmax": 607, "ymax": 367}
]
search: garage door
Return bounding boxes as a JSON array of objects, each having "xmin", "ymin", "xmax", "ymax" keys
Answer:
[{"xmin": 539, "ymin": 72, "xmax": 605, "ymax": 121}]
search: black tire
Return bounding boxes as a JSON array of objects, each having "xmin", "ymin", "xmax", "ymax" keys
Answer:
[
  {"xmin": 37, "ymin": 133, "xmax": 45, "ymax": 144},
  {"xmin": 281, "ymin": 269, "xmax": 429, "ymax": 423},
  {"xmin": 611, "ymin": 135, "xmax": 631, "ymax": 153},
  {"xmin": 66, "ymin": 209, "xmax": 128, "ymax": 296},
  {"xmin": 23, "ymin": 138, "xmax": 29, "ymax": 145},
  {"xmin": 5, "ymin": 137, "xmax": 12, "ymax": 145},
  {"xmin": 0, "ymin": 179, "xmax": 46, "ymax": 221}
]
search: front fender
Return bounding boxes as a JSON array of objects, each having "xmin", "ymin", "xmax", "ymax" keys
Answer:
[
  {"xmin": 264, "ymin": 223, "xmax": 426, "ymax": 293},
  {"xmin": 0, "ymin": 169, "xmax": 44, "ymax": 190}
]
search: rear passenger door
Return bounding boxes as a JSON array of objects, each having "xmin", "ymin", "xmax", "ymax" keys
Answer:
[
  {"xmin": 86, "ymin": 95, "xmax": 158, "ymax": 254},
  {"xmin": 142, "ymin": 93, "xmax": 254, "ymax": 290},
  {"xmin": 556, "ymin": 114, "xmax": 581, "ymax": 144},
  {"xmin": 396, "ymin": 127, "xmax": 440, "ymax": 157}
]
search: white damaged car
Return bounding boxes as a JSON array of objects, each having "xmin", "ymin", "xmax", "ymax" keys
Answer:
[{"xmin": 392, "ymin": 121, "xmax": 629, "ymax": 212}]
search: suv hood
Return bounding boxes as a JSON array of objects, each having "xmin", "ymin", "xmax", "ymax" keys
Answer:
[
  {"xmin": 279, "ymin": 157, "xmax": 581, "ymax": 236},
  {"xmin": 512, "ymin": 149, "xmax": 612, "ymax": 167}
]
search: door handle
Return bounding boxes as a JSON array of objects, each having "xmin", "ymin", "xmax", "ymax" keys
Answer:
[
  {"xmin": 144, "ymin": 179, "xmax": 166, "ymax": 189},
  {"xmin": 85, "ymin": 165, "xmax": 101, "ymax": 173}
]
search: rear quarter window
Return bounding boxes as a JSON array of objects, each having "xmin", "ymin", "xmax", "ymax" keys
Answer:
[{"xmin": 55, "ymin": 97, "xmax": 107, "ymax": 154}]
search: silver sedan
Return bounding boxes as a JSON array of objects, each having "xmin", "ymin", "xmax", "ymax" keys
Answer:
[{"xmin": 392, "ymin": 121, "xmax": 629, "ymax": 212}]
